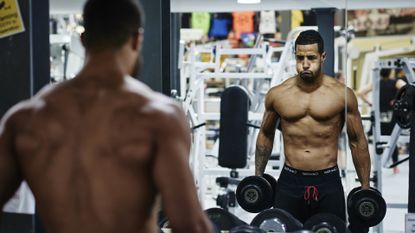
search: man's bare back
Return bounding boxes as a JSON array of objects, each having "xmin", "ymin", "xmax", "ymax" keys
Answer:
[
  {"xmin": 1, "ymin": 76, "xmax": 187, "ymax": 233},
  {"xmin": 268, "ymin": 75, "xmax": 346, "ymax": 170},
  {"xmin": 1, "ymin": 1, "xmax": 213, "ymax": 232}
]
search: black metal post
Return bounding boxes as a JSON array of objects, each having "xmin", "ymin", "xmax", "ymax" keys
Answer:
[{"xmin": 313, "ymin": 8, "xmax": 336, "ymax": 77}]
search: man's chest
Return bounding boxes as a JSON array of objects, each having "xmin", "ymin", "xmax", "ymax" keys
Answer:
[{"xmin": 275, "ymin": 91, "xmax": 345, "ymax": 122}]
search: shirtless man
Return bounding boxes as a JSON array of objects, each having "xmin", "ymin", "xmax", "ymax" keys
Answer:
[
  {"xmin": 0, "ymin": 0, "xmax": 212, "ymax": 232},
  {"xmin": 255, "ymin": 30, "xmax": 371, "ymax": 232}
]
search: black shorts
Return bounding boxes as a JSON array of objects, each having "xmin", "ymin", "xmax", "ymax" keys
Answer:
[{"xmin": 273, "ymin": 164, "xmax": 346, "ymax": 223}]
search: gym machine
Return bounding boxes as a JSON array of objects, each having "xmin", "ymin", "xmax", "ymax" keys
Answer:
[{"xmin": 369, "ymin": 58, "xmax": 415, "ymax": 231}]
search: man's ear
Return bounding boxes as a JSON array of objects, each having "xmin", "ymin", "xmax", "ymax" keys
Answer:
[
  {"xmin": 321, "ymin": 52, "xmax": 326, "ymax": 63},
  {"xmin": 80, "ymin": 33, "xmax": 86, "ymax": 47},
  {"xmin": 138, "ymin": 33, "xmax": 144, "ymax": 50},
  {"xmin": 130, "ymin": 32, "xmax": 142, "ymax": 51}
]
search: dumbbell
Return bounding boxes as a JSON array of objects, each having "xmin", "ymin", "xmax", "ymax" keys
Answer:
[
  {"xmin": 229, "ymin": 225, "xmax": 266, "ymax": 233},
  {"xmin": 251, "ymin": 208, "xmax": 303, "ymax": 232},
  {"xmin": 304, "ymin": 213, "xmax": 350, "ymax": 233},
  {"xmin": 236, "ymin": 173, "xmax": 277, "ymax": 213},
  {"xmin": 347, "ymin": 187, "xmax": 386, "ymax": 227}
]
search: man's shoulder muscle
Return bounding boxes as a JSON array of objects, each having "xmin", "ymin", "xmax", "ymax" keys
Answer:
[
  {"xmin": 123, "ymin": 79, "xmax": 186, "ymax": 131},
  {"xmin": 268, "ymin": 77, "xmax": 293, "ymax": 95},
  {"xmin": 323, "ymin": 77, "xmax": 348, "ymax": 98},
  {"xmin": 266, "ymin": 78, "xmax": 295, "ymax": 106},
  {"xmin": 0, "ymin": 100, "xmax": 39, "ymax": 133}
]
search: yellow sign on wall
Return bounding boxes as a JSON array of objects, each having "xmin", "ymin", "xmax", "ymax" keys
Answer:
[{"xmin": 0, "ymin": 0, "xmax": 25, "ymax": 39}]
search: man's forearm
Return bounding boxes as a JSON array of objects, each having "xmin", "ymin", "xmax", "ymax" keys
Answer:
[
  {"xmin": 255, "ymin": 144, "xmax": 273, "ymax": 176},
  {"xmin": 351, "ymin": 142, "xmax": 371, "ymax": 189}
]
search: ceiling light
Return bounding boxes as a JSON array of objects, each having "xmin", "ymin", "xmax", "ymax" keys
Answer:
[{"xmin": 237, "ymin": 0, "xmax": 261, "ymax": 4}]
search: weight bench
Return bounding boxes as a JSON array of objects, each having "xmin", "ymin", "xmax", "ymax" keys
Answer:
[{"xmin": 215, "ymin": 86, "xmax": 252, "ymax": 209}]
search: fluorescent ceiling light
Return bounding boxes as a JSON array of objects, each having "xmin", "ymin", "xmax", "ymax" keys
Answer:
[{"xmin": 237, "ymin": 0, "xmax": 261, "ymax": 4}]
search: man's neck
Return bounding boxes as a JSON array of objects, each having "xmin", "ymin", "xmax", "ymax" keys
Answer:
[
  {"xmin": 78, "ymin": 51, "xmax": 129, "ymax": 83},
  {"xmin": 296, "ymin": 73, "xmax": 324, "ymax": 93}
]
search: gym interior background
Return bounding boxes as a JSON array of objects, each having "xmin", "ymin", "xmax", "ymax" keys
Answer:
[{"xmin": 1, "ymin": 0, "xmax": 415, "ymax": 232}]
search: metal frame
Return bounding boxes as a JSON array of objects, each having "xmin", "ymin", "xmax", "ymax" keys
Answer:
[
  {"xmin": 371, "ymin": 58, "xmax": 415, "ymax": 232},
  {"xmin": 183, "ymin": 42, "xmax": 285, "ymax": 208}
]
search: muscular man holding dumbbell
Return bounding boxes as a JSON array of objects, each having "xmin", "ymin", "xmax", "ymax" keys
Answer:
[{"xmin": 255, "ymin": 30, "xmax": 371, "ymax": 233}]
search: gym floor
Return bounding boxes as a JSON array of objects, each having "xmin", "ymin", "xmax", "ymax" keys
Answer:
[{"xmin": 369, "ymin": 159, "xmax": 409, "ymax": 233}]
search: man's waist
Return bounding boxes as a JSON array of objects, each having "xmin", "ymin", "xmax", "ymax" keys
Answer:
[{"xmin": 282, "ymin": 164, "xmax": 339, "ymax": 176}]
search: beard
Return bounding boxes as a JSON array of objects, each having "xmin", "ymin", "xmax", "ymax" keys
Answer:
[
  {"xmin": 299, "ymin": 68, "xmax": 321, "ymax": 82},
  {"xmin": 300, "ymin": 71, "xmax": 313, "ymax": 80}
]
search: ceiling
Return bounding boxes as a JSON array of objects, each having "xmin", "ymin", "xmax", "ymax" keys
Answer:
[
  {"xmin": 171, "ymin": 0, "xmax": 415, "ymax": 12},
  {"xmin": 50, "ymin": 0, "xmax": 415, "ymax": 14},
  {"xmin": 50, "ymin": 1, "xmax": 83, "ymax": 14}
]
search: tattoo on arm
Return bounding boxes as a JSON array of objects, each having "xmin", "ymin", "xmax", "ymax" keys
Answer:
[{"xmin": 255, "ymin": 145, "xmax": 273, "ymax": 176}]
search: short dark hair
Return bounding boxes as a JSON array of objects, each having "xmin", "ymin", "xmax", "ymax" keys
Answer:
[
  {"xmin": 295, "ymin": 30, "xmax": 324, "ymax": 54},
  {"xmin": 380, "ymin": 68, "xmax": 391, "ymax": 78},
  {"xmin": 82, "ymin": 0, "xmax": 144, "ymax": 51}
]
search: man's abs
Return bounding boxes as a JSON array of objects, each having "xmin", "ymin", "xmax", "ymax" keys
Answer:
[
  {"xmin": 281, "ymin": 121, "xmax": 340, "ymax": 171},
  {"xmin": 283, "ymin": 145, "xmax": 339, "ymax": 171}
]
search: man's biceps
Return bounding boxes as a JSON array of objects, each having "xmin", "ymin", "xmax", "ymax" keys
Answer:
[
  {"xmin": 346, "ymin": 108, "xmax": 360, "ymax": 120},
  {"xmin": 261, "ymin": 120, "xmax": 272, "ymax": 129},
  {"xmin": 345, "ymin": 119, "xmax": 356, "ymax": 130},
  {"xmin": 262, "ymin": 115, "xmax": 278, "ymax": 127},
  {"xmin": 155, "ymin": 163, "xmax": 187, "ymax": 192},
  {"xmin": 346, "ymin": 117, "xmax": 360, "ymax": 128},
  {"xmin": 346, "ymin": 120, "xmax": 364, "ymax": 137}
]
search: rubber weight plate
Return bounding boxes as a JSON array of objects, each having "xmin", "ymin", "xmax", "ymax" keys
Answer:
[
  {"xmin": 251, "ymin": 208, "xmax": 303, "ymax": 232},
  {"xmin": 262, "ymin": 173, "xmax": 277, "ymax": 202},
  {"xmin": 347, "ymin": 186, "xmax": 381, "ymax": 207},
  {"xmin": 236, "ymin": 176, "xmax": 273, "ymax": 213},
  {"xmin": 229, "ymin": 225, "xmax": 266, "ymax": 233},
  {"xmin": 205, "ymin": 208, "xmax": 247, "ymax": 231},
  {"xmin": 290, "ymin": 230, "xmax": 315, "ymax": 233},
  {"xmin": 159, "ymin": 209, "xmax": 223, "ymax": 233},
  {"xmin": 347, "ymin": 187, "xmax": 361, "ymax": 205},
  {"xmin": 393, "ymin": 85, "xmax": 412, "ymax": 129},
  {"xmin": 369, "ymin": 187, "xmax": 381, "ymax": 196},
  {"xmin": 291, "ymin": 230, "xmax": 315, "ymax": 233},
  {"xmin": 349, "ymin": 189, "xmax": 386, "ymax": 227},
  {"xmin": 304, "ymin": 213, "xmax": 350, "ymax": 233}
]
